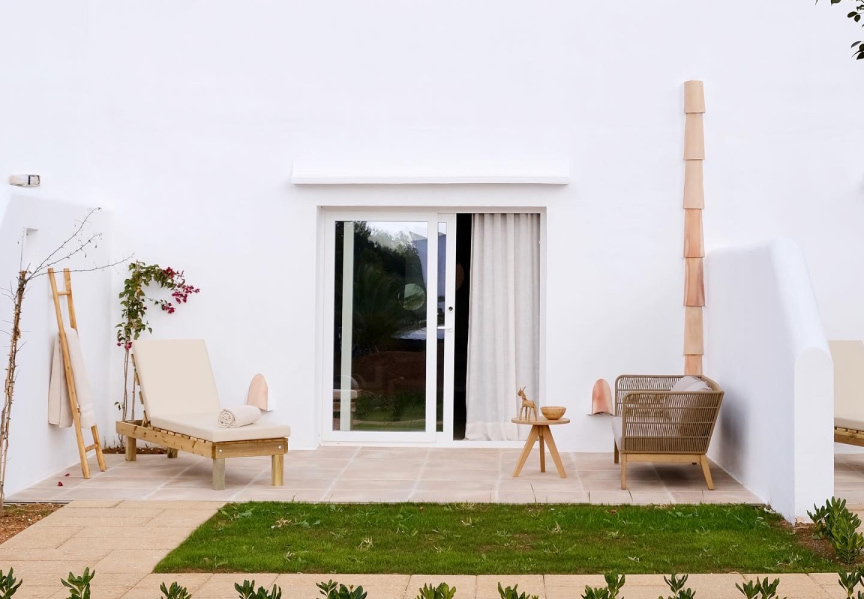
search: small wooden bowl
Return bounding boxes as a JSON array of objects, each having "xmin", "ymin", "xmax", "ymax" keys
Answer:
[{"xmin": 541, "ymin": 406, "xmax": 566, "ymax": 420}]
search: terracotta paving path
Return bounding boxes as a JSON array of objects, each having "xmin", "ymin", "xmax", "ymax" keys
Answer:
[{"xmin": 0, "ymin": 500, "xmax": 856, "ymax": 599}]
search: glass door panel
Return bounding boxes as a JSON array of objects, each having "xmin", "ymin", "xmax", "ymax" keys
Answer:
[{"xmin": 331, "ymin": 219, "xmax": 436, "ymax": 438}]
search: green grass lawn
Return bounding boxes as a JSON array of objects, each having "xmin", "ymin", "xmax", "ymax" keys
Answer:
[{"xmin": 155, "ymin": 502, "xmax": 838, "ymax": 575}]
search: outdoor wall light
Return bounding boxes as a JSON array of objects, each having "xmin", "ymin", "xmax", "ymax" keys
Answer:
[{"xmin": 9, "ymin": 174, "xmax": 40, "ymax": 187}]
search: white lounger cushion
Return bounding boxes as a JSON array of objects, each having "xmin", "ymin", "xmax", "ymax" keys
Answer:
[
  {"xmin": 831, "ymin": 340, "xmax": 864, "ymax": 430},
  {"xmin": 133, "ymin": 338, "xmax": 290, "ymax": 442},
  {"xmin": 134, "ymin": 339, "xmax": 220, "ymax": 417},
  {"xmin": 151, "ymin": 412, "xmax": 290, "ymax": 443}
]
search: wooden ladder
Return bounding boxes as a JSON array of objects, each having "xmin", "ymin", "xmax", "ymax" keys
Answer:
[{"xmin": 48, "ymin": 267, "xmax": 107, "ymax": 478}]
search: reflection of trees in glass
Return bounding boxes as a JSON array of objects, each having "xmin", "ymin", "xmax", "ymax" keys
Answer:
[
  {"xmin": 335, "ymin": 221, "xmax": 427, "ymax": 354},
  {"xmin": 352, "ymin": 263, "xmax": 421, "ymax": 351}
]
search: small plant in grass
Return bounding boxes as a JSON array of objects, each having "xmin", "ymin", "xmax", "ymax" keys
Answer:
[
  {"xmin": 809, "ymin": 497, "xmax": 864, "ymax": 564},
  {"xmin": 661, "ymin": 574, "xmax": 695, "ymax": 599},
  {"xmin": 235, "ymin": 581, "xmax": 282, "ymax": 599},
  {"xmin": 735, "ymin": 577, "xmax": 785, "ymax": 599},
  {"xmin": 497, "ymin": 584, "xmax": 538, "ymax": 599},
  {"xmin": 0, "ymin": 568, "xmax": 23, "ymax": 599},
  {"xmin": 61, "ymin": 568, "xmax": 94, "ymax": 599},
  {"xmin": 416, "ymin": 583, "xmax": 456, "ymax": 599},
  {"xmin": 160, "ymin": 582, "xmax": 191, "ymax": 599},
  {"xmin": 316, "ymin": 581, "xmax": 367, "ymax": 599},
  {"xmin": 834, "ymin": 516, "xmax": 864, "ymax": 565},
  {"xmin": 837, "ymin": 568, "xmax": 864, "ymax": 598},
  {"xmin": 580, "ymin": 574, "xmax": 625, "ymax": 599},
  {"xmin": 808, "ymin": 497, "xmax": 856, "ymax": 538}
]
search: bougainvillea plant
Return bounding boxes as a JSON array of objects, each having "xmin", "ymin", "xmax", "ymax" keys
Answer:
[{"xmin": 116, "ymin": 261, "xmax": 199, "ymax": 421}]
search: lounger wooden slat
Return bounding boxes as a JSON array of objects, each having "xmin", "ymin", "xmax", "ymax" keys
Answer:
[{"xmin": 836, "ymin": 427, "xmax": 864, "ymax": 447}]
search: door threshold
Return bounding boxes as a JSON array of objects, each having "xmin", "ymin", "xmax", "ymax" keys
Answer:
[{"xmin": 318, "ymin": 440, "xmax": 525, "ymax": 449}]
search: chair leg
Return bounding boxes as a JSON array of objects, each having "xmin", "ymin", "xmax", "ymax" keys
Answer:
[
  {"xmin": 271, "ymin": 454, "xmax": 284, "ymax": 486},
  {"xmin": 167, "ymin": 448, "xmax": 179, "ymax": 459},
  {"xmin": 620, "ymin": 454, "xmax": 628, "ymax": 490},
  {"xmin": 125, "ymin": 436, "xmax": 137, "ymax": 462},
  {"xmin": 212, "ymin": 458, "xmax": 226, "ymax": 490},
  {"xmin": 613, "ymin": 443, "xmax": 619, "ymax": 464},
  {"xmin": 700, "ymin": 455, "xmax": 714, "ymax": 490}
]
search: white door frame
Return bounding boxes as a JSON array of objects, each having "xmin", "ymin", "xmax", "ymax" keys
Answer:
[
  {"xmin": 317, "ymin": 207, "xmax": 546, "ymax": 448},
  {"xmin": 438, "ymin": 213, "xmax": 457, "ymax": 444}
]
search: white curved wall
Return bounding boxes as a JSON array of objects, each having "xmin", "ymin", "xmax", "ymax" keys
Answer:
[
  {"xmin": 706, "ymin": 240, "xmax": 834, "ymax": 521},
  {"xmin": 0, "ymin": 197, "xmax": 114, "ymax": 498}
]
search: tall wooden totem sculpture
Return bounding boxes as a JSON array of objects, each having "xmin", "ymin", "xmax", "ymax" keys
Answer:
[{"xmin": 683, "ymin": 81, "xmax": 706, "ymax": 376}]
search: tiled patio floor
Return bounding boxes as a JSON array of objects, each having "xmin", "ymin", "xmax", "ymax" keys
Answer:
[
  {"xmin": 832, "ymin": 452, "xmax": 864, "ymax": 505},
  {"xmin": 8, "ymin": 447, "xmax": 761, "ymax": 505},
  {"xmin": 0, "ymin": 501, "xmax": 852, "ymax": 599}
]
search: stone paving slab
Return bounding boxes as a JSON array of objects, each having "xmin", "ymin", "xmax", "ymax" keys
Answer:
[
  {"xmin": 0, "ymin": 500, "xmax": 856, "ymax": 599},
  {"xmin": 8, "ymin": 449, "xmax": 763, "ymax": 505},
  {"xmin": 0, "ymin": 500, "xmax": 223, "ymax": 590}
]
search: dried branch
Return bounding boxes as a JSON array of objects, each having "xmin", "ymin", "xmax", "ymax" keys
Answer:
[
  {"xmin": 29, "ymin": 256, "xmax": 132, "ymax": 280},
  {"xmin": 29, "ymin": 208, "xmax": 102, "ymax": 277}
]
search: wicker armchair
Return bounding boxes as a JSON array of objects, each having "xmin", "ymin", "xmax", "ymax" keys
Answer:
[{"xmin": 612, "ymin": 375, "xmax": 724, "ymax": 490}]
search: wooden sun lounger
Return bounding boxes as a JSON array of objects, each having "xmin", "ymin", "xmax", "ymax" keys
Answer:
[
  {"xmin": 830, "ymin": 340, "xmax": 864, "ymax": 448},
  {"xmin": 118, "ymin": 339, "xmax": 290, "ymax": 490},
  {"xmin": 116, "ymin": 419, "xmax": 286, "ymax": 489}
]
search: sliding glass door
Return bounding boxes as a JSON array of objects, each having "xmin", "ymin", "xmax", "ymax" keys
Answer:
[{"xmin": 323, "ymin": 211, "xmax": 456, "ymax": 442}]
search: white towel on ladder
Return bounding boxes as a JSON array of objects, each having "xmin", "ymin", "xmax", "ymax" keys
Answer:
[{"xmin": 48, "ymin": 328, "xmax": 96, "ymax": 429}]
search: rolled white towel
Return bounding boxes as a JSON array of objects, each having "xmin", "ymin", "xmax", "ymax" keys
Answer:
[{"xmin": 217, "ymin": 405, "xmax": 261, "ymax": 428}]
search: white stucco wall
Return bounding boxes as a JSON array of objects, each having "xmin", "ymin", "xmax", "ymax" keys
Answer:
[
  {"xmin": 0, "ymin": 0, "xmax": 114, "ymax": 497},
  {"xmin": 1, "ymin": 1, "xmax": 861, "ymax": 495},
  {"xmin": 82, "ymin": 0, "xmax": 864, "ymax": 455},
  {"xmin": 706, "ymin": 240, "xmax": 834, "ymax": 521}
]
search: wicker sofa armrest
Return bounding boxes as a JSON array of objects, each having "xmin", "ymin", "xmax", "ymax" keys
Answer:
[{"xmin": 619, "ymin": 388, "xmax": 724, "ymax": 454}]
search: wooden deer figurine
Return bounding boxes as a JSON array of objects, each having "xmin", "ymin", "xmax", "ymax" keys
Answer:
[{"xmin": 518, "ymin": 386, "xmax": 537, "ymax": 421}]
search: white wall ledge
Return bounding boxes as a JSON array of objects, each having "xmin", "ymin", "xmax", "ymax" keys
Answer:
[{"xmin": 291, "ymin": 159, "xmax": 570, "ymax": 185}]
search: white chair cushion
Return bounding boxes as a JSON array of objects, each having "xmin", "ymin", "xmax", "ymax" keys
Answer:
[
  {"xmin": 671, "ymin": 376, "xmax": 710, "ymax": 392},
  {"xmin": 151, "ymin": 411, "xmax": 291, "ymax": 443},
  {"xmin": 611, "ymin": 416, "xmax": 622, "ymax": 449}
]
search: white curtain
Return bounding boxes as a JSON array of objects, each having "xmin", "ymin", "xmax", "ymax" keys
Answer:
[{"xmin": 465, "ymin": 213, "xmax": 540, "ymax": 441}]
